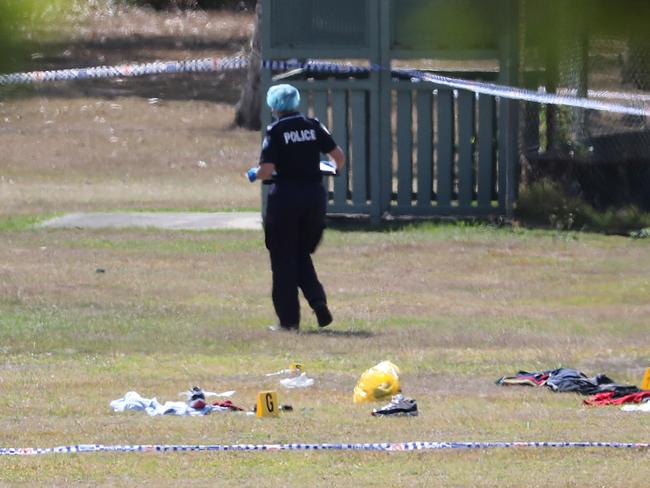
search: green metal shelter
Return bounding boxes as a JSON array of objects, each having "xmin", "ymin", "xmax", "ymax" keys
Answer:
[{"xmin": 261, "ymin": 0, "xmax": 519, "ymax": 223}]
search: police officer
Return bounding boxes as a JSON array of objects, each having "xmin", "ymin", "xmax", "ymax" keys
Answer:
[{"xmin": 253, "ymin": 84, "xmax": 345, "ymax": 331}]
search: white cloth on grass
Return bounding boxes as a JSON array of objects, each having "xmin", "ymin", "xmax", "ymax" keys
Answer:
[
  {"xmin": 621, "ymin": 402, "xmax": 650, "ymax": 412},
  {"xmin": 110, "ymin": 391, "xmax": 231, "ymax": 416},
  {"xmin": 279, "ymin": 372, "xmax": 314, "ymax": 388}
]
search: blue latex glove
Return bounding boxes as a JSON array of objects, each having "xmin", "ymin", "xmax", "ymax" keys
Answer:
[{"xmin": 246, "ymin": 167, "xmax": 259, "ymax": 183}]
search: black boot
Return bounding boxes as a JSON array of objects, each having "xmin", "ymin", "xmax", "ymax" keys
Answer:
[{"xmin": 313, "ymin": 303, "xmax": 333, "ymax": 328}]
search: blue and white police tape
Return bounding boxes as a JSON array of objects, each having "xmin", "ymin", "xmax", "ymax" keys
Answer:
[
  {"xmin": 1, "ymin": 440, "xmax": 649, "ymax": 456},
  {"xmin": 0, "ymin": 55, "xmax": 248, "ymax": 85},
  {"xmin": 0, "ymin": 56, "xmax": 366, "ymax": 85},
  {"xmin": 1, "ymin": 55, "xmax": 648, "ymax": 117},
  {"xmin": 396, "ymin": 67, "xmax": 650, "ymax": 117}
]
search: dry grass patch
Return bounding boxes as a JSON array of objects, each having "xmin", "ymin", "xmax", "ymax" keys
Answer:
[{"xmin": 0, "ymin": 98, "xmax": 260, "ymax": 214}]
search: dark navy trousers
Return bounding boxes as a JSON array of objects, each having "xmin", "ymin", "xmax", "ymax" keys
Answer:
[{"xmin": 264, "ymin": 180, "xmax": 327, "ymax": 327}]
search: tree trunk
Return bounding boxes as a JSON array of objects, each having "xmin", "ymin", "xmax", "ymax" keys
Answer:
[{"xmin": 234, "ymin": 1, "xmax": 262, "ymax": 130}]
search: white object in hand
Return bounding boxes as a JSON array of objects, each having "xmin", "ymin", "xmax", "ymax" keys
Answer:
[{"xmin": 319, "ymin": 160, "xmax": 337, "ymax": 175}]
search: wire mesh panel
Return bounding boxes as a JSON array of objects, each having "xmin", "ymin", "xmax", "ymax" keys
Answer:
[
  {"xmin": 519, "ymin": 1, "xmax": 650, "ymax": 214},
  {"xmin": 389, "ymin": 0, "xmax": 500, "ymax": 56},
  {"xmin": 268, "ymin": 0, "xmax": 372, "ymax": 54}
]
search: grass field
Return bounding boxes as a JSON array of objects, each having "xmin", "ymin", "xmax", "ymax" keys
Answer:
[
  {"xmin": 1, "ymin": 4, "xmax": 650, "ymax": 487},
  {"xmin": 1, "ymin": 221, "xmax": 649, "ymax": 485}
]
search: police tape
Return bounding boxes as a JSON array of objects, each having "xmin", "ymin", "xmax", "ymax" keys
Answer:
[
  {"xmin": 0, "ymin": 56, "xmax": 360, "ymax": 85},
  {"xmin": 0, "ymin": 57, "xmax": 369, "ymax": 85},
  {"xmin": 0, "ymin": 55, "xmax": 248, "ymax": 85},
  {"xmin": 399, "ymin": 68, "xmax": 650, "ymax": 117},
  {"xmin": 1, "ymin": 55, "xmax": 648, "ymax": 117},
  {"xmin": 1, "ymin": 440, "xmax": 649, "ymax": 456}
]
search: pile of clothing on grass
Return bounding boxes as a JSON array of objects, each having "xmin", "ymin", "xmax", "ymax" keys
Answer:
[
  {"xmin": 110, "ymin": 388, "xmax": 246, "ymax": 417},
  {"xmin": 496, "ymin": 367, "xmax": 650, "ymax": 407},
  {"xmin": 110, "ymin": 366, "xmax": 317, "ymax": 417}
]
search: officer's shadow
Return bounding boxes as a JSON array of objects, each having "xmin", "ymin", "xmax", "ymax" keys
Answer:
[{"xmin": 304, "ymin": 328, "xmax": 374, "ymax": 338}]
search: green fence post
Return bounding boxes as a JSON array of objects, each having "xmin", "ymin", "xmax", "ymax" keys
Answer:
[
  {"xmin": 436, "ymin": 89, "xmax": 454, "ymax": 209},
  {"xmin": 331, "ymin": 90, "xmax": 349, "ymax": 207},
  {"xmin": 458, "ymin": 90, "xmax": 476, "ymax": 208},
  {"xmin": 477, "ymin": 94, "xmax": 496, "ymax": 208},
  {"xmin": 397, "ymin": 88, "xmax": 414, "ymax": 208},
  {"xmin": 416, "ymin": 88, "xmax": 434, "ymax": 207},
  {"xmin": 351, "ymin": 91, "xmax": 369, "ymax": 206}
]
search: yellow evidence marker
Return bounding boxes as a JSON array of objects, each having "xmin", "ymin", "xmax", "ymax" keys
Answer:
[
  {"xmin": 641, "ymin": 367, "xmax": 650, "ymax": 390},
  {"xmin": 256, "ymin": 391, "xmax": 279, "ymax": 417},
  {"xmin": 289, "ymin": 362, "xmax": 303, "ymax": 373}
]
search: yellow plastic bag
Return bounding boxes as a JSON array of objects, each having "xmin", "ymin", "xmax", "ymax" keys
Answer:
[{"xmin": 353, "ymin": 360, "xmax": 401, "ymax": 403}]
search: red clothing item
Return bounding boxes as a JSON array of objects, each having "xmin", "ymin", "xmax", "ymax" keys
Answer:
[
  {"xmin": 584, "ymin": 390, "xmax": 650, "ymax": 406},
  {"xmin": 212, "ymin": 400, "xmax": 245, "ymax": 411}
]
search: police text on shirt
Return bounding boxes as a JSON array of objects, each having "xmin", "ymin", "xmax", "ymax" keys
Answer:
[{"xmin": 283, "ymin": 129, "xmax": 317, "ymax": 145}]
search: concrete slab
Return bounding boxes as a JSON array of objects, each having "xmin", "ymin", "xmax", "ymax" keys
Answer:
[{"xmin": 40, "ymin": 212, "xmax": 263, "ymax": 231}]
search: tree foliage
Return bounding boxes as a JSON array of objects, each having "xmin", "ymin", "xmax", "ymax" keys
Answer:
[{"xmin": 0, "ymin": 0, "xmax": 70, "ymax": 73}]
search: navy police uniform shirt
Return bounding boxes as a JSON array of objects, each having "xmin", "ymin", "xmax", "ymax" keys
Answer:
[{"xmin": 259, "ymin": 112, "xmax": 337, "ymax": 182}]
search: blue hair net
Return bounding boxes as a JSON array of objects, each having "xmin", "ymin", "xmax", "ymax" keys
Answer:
[{"xmin": 266, "ymin": 84, "xmax": 300, "ymax": 112}]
